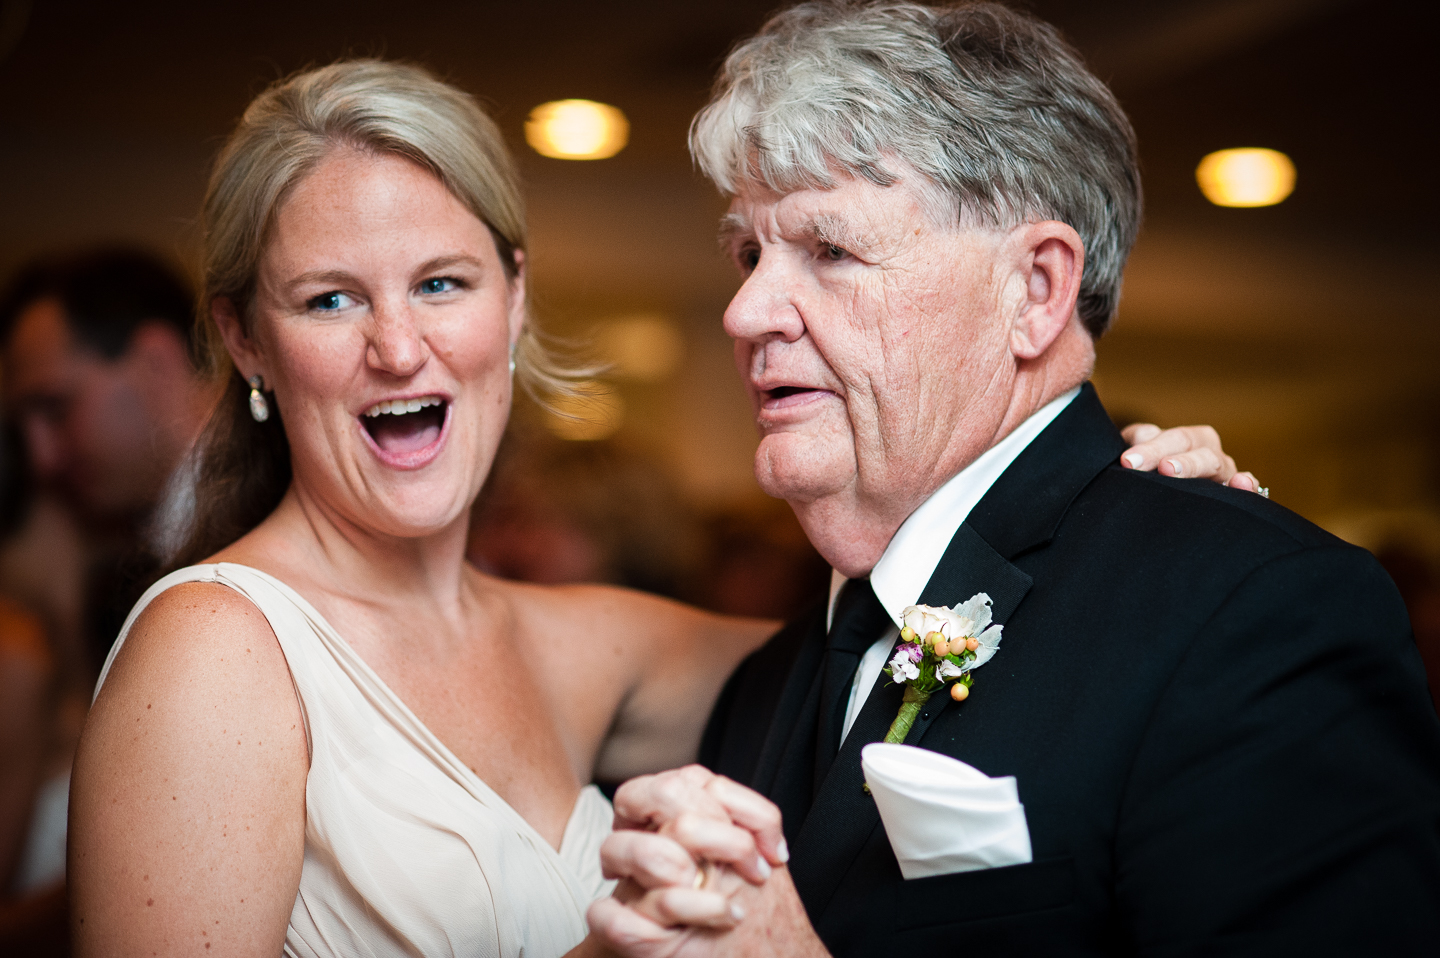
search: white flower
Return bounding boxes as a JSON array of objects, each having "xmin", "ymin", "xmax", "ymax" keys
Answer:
[
  {"xmin": 903, "ymin": 594, "xmax": 1005, "ymax": 673},
  {"xmin": 901, "ymin": 604, "xmax": 972, "ymax": 641},
  {"xmin": 888, "ymin": 648, "xmax": 920, "ymax": 683}
]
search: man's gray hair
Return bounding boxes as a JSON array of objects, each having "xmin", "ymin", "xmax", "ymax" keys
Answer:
[{"xmin": 691, "ymin": 0, "xmax": 1141, "ymax": 336}]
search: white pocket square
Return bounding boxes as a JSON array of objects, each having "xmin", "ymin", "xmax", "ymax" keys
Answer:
[{"xmin": 861, "ymin": 742, "xmax": 1033, "ymax": 880}]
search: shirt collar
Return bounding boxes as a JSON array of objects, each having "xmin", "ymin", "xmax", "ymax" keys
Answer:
[{"xmin": 827, "ymin": 386, "xmax": 1080, "ymax": 629}]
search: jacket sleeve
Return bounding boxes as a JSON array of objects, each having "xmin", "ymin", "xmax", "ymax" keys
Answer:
[{"xmin": 1117, "ymin": 544, "xmax": 1440, "ymax": 955}]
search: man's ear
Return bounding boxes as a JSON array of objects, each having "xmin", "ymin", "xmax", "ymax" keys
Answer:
[
  {"xmin": 1009, "ymin": 220, "xmax": 1085, "ymax": 361},
  {"xmin": 126, "ymin": 321, "xmax": 192, "ymax": 376},
  {"xmin": 211, "ymin": 297, "xmax": 266, "ymax": 382}
]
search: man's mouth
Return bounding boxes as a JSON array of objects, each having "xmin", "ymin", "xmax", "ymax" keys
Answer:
[
  {"xmin": 760, "ymin": 384, "xmax": 829, "ymax": 410},
  {"xmin": 361, "ymin": 395, "xmax": 447, "ymax": 456}
]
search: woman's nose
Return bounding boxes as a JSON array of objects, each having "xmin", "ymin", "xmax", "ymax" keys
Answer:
[{"xmin": 366, "ymin": 302, "xmax": 429, "ymax": 377}]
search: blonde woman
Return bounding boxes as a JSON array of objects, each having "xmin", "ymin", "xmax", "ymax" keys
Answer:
[{"xmin": 67, "ymin": 60, "xmax": 1242, "ymax": 957}]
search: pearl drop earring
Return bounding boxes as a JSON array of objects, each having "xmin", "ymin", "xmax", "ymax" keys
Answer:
[{"xmin": 248, "ymin": 375, "xmax": 270, "ymax": 422}]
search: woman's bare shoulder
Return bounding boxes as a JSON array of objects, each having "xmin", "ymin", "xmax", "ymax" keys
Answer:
[
  {"xmin": 94, "ymin": 580, "xmax": 300, "ymax": 733},
  {"xmin": 72, "ymin": 584, "xmax": 307, "ymax": 954}
]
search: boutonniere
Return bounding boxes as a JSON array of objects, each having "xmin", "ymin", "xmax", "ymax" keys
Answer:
[{"xmin": 881, "ymin": 594, "xmax": 1003, "ymax": 744}]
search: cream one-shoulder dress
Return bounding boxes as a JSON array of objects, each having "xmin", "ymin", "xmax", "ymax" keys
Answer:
[{"xmin": 97, "ymin": 563, "xmax": 615, "ymax": 958}]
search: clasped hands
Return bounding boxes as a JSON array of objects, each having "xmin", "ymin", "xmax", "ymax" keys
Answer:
[{"xmin": 587, "ymin": 765, "xmax": 827, "ymax": 957}]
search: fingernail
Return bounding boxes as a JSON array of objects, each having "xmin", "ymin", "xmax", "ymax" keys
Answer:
[
  {"xmin": 1167, "ymin": 459, "xmax": 1184, "ymax": 477},
  {"xmin": 730, "ymin": 901, "xmax": 747, "ymax": 922},
  {"xmin": 1123, "ymin": 452, "xmax": 1143, "ymax": 469},
  {"xmin": 755, "ymin": 854, "xmax": 771, "ymax": 879},
  {"xmin": 776, "ymin": 838, "xmax": 790, "ymax": 864}
]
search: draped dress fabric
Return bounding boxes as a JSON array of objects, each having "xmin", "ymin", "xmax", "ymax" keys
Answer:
[{"xmin": 96, "ymin": 563, "xmax": 615, "ymax": 958}]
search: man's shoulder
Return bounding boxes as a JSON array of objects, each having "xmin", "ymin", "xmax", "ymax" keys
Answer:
[{"xmin": 1078, "ymin": 463, "xmax": 1352, "ymax": 561}]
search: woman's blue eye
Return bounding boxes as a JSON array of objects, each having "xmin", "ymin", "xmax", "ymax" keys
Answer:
[
  {"xmin": 308, "ymin": 291, "xmax": 347, "ymax": 311},
  {"xmin": 421, "ymin": 277, "xmax": 457, "ymax": 294}
]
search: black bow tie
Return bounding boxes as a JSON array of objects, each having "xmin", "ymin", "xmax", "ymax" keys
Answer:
[{"xmin": 813, "ymin": 578, "xmax": 893, "ymax": 794}]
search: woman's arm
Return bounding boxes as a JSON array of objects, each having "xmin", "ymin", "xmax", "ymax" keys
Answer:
[
  {"xmin": 69, "ymin": 583, "xmax": 308, "ymax": 957},
  {"xmin": 523, "ymin": 581, "xmax": 777, "ymax": 786}
]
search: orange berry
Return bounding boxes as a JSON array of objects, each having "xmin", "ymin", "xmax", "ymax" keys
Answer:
[{"xmin": 950, "ymin": 683, "xmax": 970, "ymax": 702}]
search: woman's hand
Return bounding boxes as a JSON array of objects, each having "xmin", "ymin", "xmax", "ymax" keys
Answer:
[{"xmin": 1120, "ymin": 423, "xmax": 1265, "ymax": 494}]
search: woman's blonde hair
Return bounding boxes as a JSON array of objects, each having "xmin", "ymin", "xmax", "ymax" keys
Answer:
[{"xmin": 176, "ymin": 59, "xmax": 571, "ymax": 566}]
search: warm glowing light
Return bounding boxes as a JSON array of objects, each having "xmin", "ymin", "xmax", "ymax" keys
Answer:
[
  {"xmin": 1196, "ymin": 148, "xmax": 1296, "ymax": 207},
  {"xmin": 545, "ymin": 381, "xmax": 624, "ymax": 441},
  {"xmin": 525, "ymin": 100, "xmax": 629, "ymax": 160},
  {"xmin": 595, "ymin": 315, "xmax": 684, "ymax": 382}
]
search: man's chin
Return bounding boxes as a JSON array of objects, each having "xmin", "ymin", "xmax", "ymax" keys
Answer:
[{"xmin": 753, "ymin": 441, "xmax": 852, "ymax": 505}]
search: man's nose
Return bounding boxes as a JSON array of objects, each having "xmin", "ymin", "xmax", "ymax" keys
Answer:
[
  {"xmin": 366, "ymin": 299, "xmax": 429, "ymax": 377},
  {"xmin": 722, "ymin": 260, "xmax": 806, "ymax": 346}
]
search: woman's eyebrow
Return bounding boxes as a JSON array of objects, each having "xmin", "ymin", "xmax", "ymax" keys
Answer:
[
  {"xmin": 283, "ymin": 269, "xmax": 355, "ymax": 294},
  {"xmin": 413, "ymin": 253, "xmax": 485, "ymax": 276}
]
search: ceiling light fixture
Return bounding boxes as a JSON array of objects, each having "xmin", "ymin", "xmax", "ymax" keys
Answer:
[
  {"xmin": 525, "ymin": 99, "xmax": 629, "ymax": 160},
  {"xmin": 1196, "ymin": 148, "xmax": 1296, "ymax": 207}
]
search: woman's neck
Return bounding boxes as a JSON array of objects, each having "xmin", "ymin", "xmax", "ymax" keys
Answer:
[{"xmin": 227, "ymin": 482, "xmax": 476, "ymax": 625}]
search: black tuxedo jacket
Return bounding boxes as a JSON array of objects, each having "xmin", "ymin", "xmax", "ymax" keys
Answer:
[{"xmin": 701, "ymin": 384, "xmax": 1440, "ymax": 955}]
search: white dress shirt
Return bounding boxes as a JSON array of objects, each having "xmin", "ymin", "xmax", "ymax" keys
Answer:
[{"xmin": 833, "ymin": 387, "xmax": 1080, "ymax": 741}]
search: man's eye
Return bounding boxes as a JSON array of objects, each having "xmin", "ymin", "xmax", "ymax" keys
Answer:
[
  {"xmin": 738, "ymin": 248, "xmax": 760, "ymax": 272},
  {"xmin": 824, "ymin": 244, "xmax": 847, "ymax": 261},
  {"xmin": 307, "ymin": 291, "xmax": 353, "ymax": 312},
  {"xmin": 420, "ymin": 277, "xmax": 459, "ymax": 295}
]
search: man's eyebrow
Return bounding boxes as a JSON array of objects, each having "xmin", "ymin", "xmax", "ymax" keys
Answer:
[
  {"xmin": 805, "ymin": 214, "xmax": 870, "ymax": 251},
  {"xmin": 717, "ymin": 212, "xmax": 752, "ymax": 249}
]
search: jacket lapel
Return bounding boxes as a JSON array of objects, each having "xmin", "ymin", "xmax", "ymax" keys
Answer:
[
  {"xmin": 787, "ymin": 520, "xmax": 1032, "ymax": 914},
  {"xmin": 789, "ymin": 383, "xmax": 1127, "ymax": 919}
]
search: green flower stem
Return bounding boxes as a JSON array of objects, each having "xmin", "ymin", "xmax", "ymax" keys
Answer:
[{"xmin": 884, "ymin": 684, "xmax": 933, "ymax": 744}]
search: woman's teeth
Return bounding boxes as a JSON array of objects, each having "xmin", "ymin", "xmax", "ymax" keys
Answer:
[{"xmin": 363, "ymin": 396, "xmax": 444, "ymax": 418}]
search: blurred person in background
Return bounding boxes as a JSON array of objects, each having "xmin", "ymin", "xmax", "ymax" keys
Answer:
[
  {"xmin": 0, "ymin": 248, "xmax": 214, "ymax": 672},
  {"xmin": 469, "ymin": 434, "xmax": 706, "ymax": 601},
  {"xmin": 0, "ymin": 248, "xmax": 211, "ymax": 956},
  {"xmin": 0, "ymin": 419, "xmax": 68, "ymax": 955}
]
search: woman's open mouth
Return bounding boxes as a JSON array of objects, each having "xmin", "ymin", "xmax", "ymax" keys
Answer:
[{"xmin": 361, "ymin": 395, "xmax": 449, "ymax": 463}]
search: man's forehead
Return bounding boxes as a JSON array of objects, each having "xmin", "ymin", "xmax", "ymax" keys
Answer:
[{"xmin": 719, "ymin": 178, "xmax": 932, "ymax": 244}]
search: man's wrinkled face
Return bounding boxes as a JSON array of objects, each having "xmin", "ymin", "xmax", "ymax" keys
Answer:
[
  {"xmin": 721, "ymin": 171, "xmax": 1023, "ymax": 526},
  {"xmin": 2, "ymin": 298, "xmax": 167, "ymax": 520}
]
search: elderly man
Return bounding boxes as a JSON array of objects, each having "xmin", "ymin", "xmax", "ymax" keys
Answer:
[{"xmin": 588, "ymin": 2, "xmax": 1440, "ymax": 955}]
